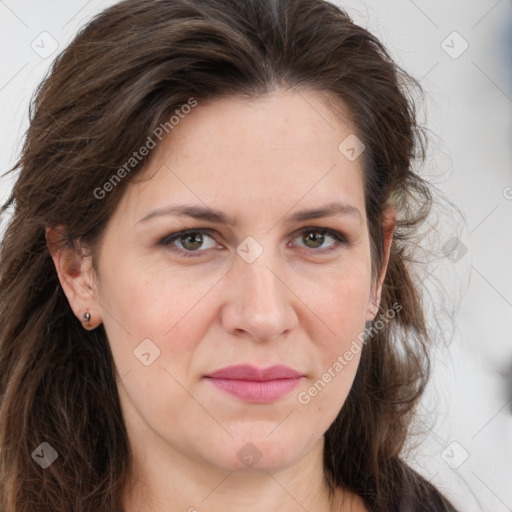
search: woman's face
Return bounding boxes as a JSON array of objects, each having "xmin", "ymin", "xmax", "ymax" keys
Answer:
[{"xmin": 82, "ymin": 89, "xmax": 390, "ymax": 474}]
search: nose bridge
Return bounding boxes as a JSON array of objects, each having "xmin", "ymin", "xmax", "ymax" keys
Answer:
[
  {"xmin": 223, "ymin": 238, "xmax": 297, "ymax": 340},
  {"xmin": 243, "ymin": 250, "xmax": 282, "ymax": 308}
]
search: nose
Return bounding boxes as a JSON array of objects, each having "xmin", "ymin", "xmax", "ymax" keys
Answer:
[{"xmin": 220, "ymin": 247, "xmax": 299, "ymax": 342}]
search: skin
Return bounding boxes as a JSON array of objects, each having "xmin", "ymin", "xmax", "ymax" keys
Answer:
[{"xmin": 47, "ymin": 88, "xmax": 395, "ymax": 512}]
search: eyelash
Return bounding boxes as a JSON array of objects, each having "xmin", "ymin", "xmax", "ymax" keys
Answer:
[{"xmin": 157, "ymin": 226, "xmax": 349, "ymax": 258}]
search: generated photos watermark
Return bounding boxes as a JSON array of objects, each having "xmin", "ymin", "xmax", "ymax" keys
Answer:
[
  {"xmin": 297, "ymin": 302, "xmax": 402, "ymax": 405},
  {"xmin": 93, "ymin": 97, "xmax": 198, "ymax": 200}
]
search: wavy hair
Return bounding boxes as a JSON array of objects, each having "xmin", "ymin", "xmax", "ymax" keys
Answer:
[{"xmin": 0, "ymin": 0, "xmax": 458, "ymax": 510}]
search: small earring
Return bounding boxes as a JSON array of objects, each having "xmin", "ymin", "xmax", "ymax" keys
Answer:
[{"xmin": 82, "ymin": 311, "xmax": 91, "ymax": 323}]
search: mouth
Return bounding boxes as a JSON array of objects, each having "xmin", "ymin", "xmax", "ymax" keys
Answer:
[{"xmin": 203, "ymin": 364, "xmax": 304, "ymax": 403}]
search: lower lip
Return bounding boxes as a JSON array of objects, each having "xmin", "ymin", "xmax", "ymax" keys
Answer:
[{"xmin": 205, "ymin": 377, "xmax": 302, "ymax": 403}]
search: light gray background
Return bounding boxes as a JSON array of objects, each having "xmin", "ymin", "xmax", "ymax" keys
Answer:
[{"xmin": 1, "ymin": 1, "xmax": 511, "ymax": 511}]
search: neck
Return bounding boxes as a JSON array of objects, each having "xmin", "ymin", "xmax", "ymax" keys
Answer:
[{"xmin": 121, "ymin": 435, "xmax": 350, "ymax": 512}]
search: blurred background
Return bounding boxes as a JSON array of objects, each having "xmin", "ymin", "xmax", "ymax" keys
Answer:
[{"xmin": 1, "ymin": 1, "xmax": 511, "ymax": 510}]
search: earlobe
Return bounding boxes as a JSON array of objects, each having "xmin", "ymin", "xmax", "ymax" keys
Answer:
[{"xmin": 45, "ymin": 225, "xmax": 102, "ymax": 329}]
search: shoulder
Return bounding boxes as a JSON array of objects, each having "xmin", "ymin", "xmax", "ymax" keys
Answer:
[
  {"xmin": 331, "ymin": 469, "xmax": 460, "ymax": 512},
  {"xmin": 400, "ymin": 467, "xmax": 460, "ymax": 512}
]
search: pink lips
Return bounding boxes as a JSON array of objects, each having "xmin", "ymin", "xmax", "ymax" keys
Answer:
[{"xmin": 204, "ymin": 364, "xmax": 303, "ymax": 403}]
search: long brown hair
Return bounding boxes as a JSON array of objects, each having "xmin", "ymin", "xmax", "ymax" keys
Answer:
[{"xmin": 0, "ymin": 0, "xmax": 459, "ymax": 510}]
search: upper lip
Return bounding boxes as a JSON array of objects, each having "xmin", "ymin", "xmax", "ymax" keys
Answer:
[{"xmin": 205, "ymin": 364, "xmax": 303, "ymax": 381}]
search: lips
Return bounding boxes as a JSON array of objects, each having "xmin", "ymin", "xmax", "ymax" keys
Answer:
[
  {"xmin": 204, "ymin": 364, "xmax": 304, "ymax": 403},
  {"xmin": 206, "ymin": 364, "xmax": 303, "ymax": 381}
]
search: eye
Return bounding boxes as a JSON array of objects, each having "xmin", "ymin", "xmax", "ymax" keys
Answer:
[
  {"xmin": 291, "ymin": 227, "xmax": 348, "ymax": 252},
  {"xmin": 158, "ymin": 226, "xmax": 348, "ymax": 258},
  {"xmin": 159, "ymin": 229, "xmax": 218, "ymax": 257}
]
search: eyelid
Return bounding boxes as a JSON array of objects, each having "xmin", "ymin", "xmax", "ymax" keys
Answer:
[{"xmin": 158, "ymin": 226, "xmax": 349, "ymax": 257}]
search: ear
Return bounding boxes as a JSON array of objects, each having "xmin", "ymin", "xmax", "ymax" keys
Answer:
[
  {"xmin": 46, "ymin": 225, "xmax": 102, "ymax": 330},
  {"xmin": 367, "ymin": 207, "xmax": 396, "ymax": 322}
]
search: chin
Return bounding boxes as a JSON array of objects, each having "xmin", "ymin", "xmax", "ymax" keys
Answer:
[{"xmin": 204, "ymin": 431, "xmax": 316, "ymax": 473}]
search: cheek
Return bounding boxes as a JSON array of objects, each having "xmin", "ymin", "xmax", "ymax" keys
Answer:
[
  {"xmin": 99, "ymin": 257, "xmax": 220, "ymax": 374},
  {"xmin": 298, "ymin": 273, "xmax": 368, "ymax": 415},
  {"xmin": 312, "ymin": 264, "xmax": 371, "ymax": 342},
  {"xmin": 302, "ymin": 263, "xmax": 370, "ymax": 404}
]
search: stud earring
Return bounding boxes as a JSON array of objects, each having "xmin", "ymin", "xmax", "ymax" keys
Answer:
[{"xmin": 82, "ymin": 311, "xmax": 91, "ymax": 323}]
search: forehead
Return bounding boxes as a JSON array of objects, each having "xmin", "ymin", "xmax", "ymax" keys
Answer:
[
  {"xmin": 156, "ymin": 88, "xmax": 359, "ymax": 163},
  {"xmin": 120, "ymin": 89, "xmax": 367, "ymax": 226}
]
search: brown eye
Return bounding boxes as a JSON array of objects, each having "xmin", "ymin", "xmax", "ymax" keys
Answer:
[
  {"xmin": 302, "ymin": 230, "xmax": 327, "ymax": 249},
  {"xmin": 159, "ymin": 229, "xmax": 218, "ymax": 257},
  {"xmin": 294, "ymin": 227, "xmax": 347, "ymax": 251},
  {"xmin": 180, "ymin": 232, "xmax": 205, "ymax": 251},
  {"xmin": 159, "ymin": 226, "xmax": 348, "ymax": 259}
]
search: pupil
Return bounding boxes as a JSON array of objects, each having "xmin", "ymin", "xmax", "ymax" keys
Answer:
[
  {"xmin": 183, "ymin": 232, "xmax": 202, "ymax": 250},
  {"xmin": 305, "ymin": 231, "xmax": 323, "ymax": 248}
]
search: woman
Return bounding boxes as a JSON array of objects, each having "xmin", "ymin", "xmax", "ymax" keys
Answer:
[{"xmin": 0, "ymin": 0, "xmax": 460, "ymax": 510}]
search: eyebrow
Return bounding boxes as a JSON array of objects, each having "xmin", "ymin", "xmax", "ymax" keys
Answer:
[{"xmin": 138, "ymin": 201, "xmax": 362, "ymax": 226}]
